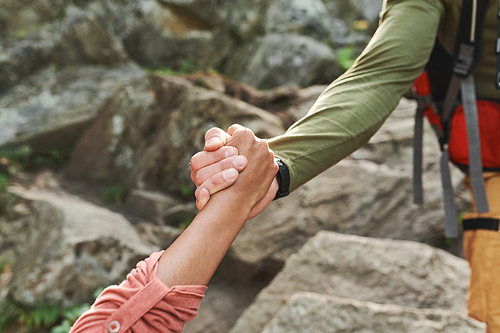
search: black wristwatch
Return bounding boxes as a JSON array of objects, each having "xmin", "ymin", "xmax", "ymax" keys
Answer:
[{"xmin": 274, "ymin": 157, "xmax": 290, "ymax": 200}]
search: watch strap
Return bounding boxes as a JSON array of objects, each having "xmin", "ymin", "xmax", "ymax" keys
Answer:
[{"xmin": 274, "ymin": 158, "xmax": 290, "ymax": 200}]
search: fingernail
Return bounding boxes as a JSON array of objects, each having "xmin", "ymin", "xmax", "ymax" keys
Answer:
[
  {"xmin": 207, "ymin": 137, "xmax": 221, "ymax": 147},
  {"xmin": 222, "ymin": 168, "xmax": 238, "ymax": 181},
  {"xmin": 199, "ymin": 195, "xmax": 209, "ymax": 210},
  {"xmin": 234, "ymin": 156, "xmax": 246, "ymax": 168},
  {"xmin": 224, "ymin": 147, "xmax": 237, "ymax": 158}
]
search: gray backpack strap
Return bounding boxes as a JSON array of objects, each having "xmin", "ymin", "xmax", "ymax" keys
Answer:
[
  {"xmin": 460, "ymin": 74, "xmax": 490, "ymax": 213},
  {"xmin": 413, "ymin": 107, "xmax": 424, "ymax": 205},
  {"xmin": 440, "ymin": 147, "xmax": 459, "ymax": 238}
]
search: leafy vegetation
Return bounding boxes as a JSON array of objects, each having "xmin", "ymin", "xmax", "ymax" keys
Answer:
[
  {"xmin": 0, "ymin": 145, "xmax": 71, "ymax": 171},
  {"xmin": 146, "ymin": 60, "xmax": 197, "ymax": 76},
  {"xmin": 0, "ymin": 301, "xmax": 62, "ymax": 332},
  {"xmin": 337, "ymin": 46, "xmax": 356, "ymax": 70},
  {"xmin": 0, "ymin": 145, "xmax": 71, "ymax": 215},
  {"xmin": 0, "ymin": 286, "xmax": 109, "ymax": 332},
  {"xmin": 99, "ymin": 184, "xmax": 128, "ymax": 205},
  {"xmin": 178, "ymin": 184, "xmax": 192, "ymax": 199},
  {"xmin": 49, "ymin": 303, "xmax": 90, "ymax": 333}
]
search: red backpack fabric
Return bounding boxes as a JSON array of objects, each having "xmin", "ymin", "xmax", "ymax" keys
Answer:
[
  {"xmin": 413, "ymin": 71, "xmax": 500, "ymax": 171},
  {"xmin": 449, "ymin": 100, "xmax": 500, "ymax": 170}
]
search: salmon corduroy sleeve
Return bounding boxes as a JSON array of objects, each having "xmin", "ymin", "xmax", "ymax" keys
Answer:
[{"xmin": 69, "ymin": 251, "xmax": 207, "ymax": 333}]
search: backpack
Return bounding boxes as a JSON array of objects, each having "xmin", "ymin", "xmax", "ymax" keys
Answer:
[{"xmin": 411, "ymin": 0, "xmax": 500, "ymax": 238}]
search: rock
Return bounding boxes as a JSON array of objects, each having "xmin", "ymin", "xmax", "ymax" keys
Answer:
[
  {"xmin": 133, "ymin": 221, "xmax": 182, "ymax": 250},
  {"xmin": 230, "ymin": 231, "xmax": 475, "ymax": 333},
  {"xmin": 0, "ymin": 26, "xmax": 55, "ymax": 94},
  {"xmin": 261, "ymin": 292, "xmax": 484, "ymax": 333},
  {"xmin": 121, "ymin": 1, "xmax": 232, "ymax": 70},
  {"xmin": 183, "ymin": 73, "xmax": 301, "ymax": 109},
  {"xmin": 66, "ymin": 74, "xmax": 284, "ymax": 196},
  {"xmin": 283, "ymin": 84, "xmax": 327, "ymax": 120},
  {"xmin": 265, "ymin": 0, "xmax": 384, "ymax": 49},
  {"xmin": 0, "ymin": 0, "xmax": 66, "ymax": 38},
  {"xmin": 2, "ymin": 187, "xmax": 156, "ymax": 306},
  {"xmin": 220, "ymin": 157, "xmax": 466, "ymax": 284},
  {"xmin": 0, "ymin": 5, "xmax": 130, "ymax": 94},
  {"xmin": 0, "ymin": 64, "xmax": 146, "ymax": 151},
  {"xmin": 158, "ymin": 0, "xmax": 269, "ymax": 41},
  {"xmin": 183, "ymin": 279, "xmax": 265, "ymax": 333},
  {"xmin": 224, "ymin": 34, "xmax": 344, "ymax": 89},
  {"xmin": 265, "ymin": 0, "xmax": 340, "ymax": 43},
  {"xmin": 216, "ymin": 97, "xmax": 468, "ymax": 284},
  {"xmin": 50, "ymin": 6, "xmax": 129, "ymax": 68},
  {"xmin": 126, "ymin": 189, "xmax": 197, "ymax": 227}
]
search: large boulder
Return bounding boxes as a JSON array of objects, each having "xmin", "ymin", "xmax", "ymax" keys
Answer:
[
  {"xmin": 0, "ymin": 64, "xmax": 146, "ymax": 150},
  {"xmin": 50, "ymin": 6, "xmax": 129, "ymax": 68},
  {"xmin": 158, "ymin": 0, "xmax": 270, "ymax": 41},
  {"xmin": 265, "ymin": 0, "xmax": 383, "ymax": 48},
  {"xmin": 224, "ymin": 34, "xmax": 344, "ymax": 89},
  {"xmin": 230, "ymin": 231, "xmax": 478, "ymax": 333},
  {"xmin": 217, "ymin": 97, "xmax": 467, "ymax": 284},
  {"xmin": 0, "ymin": 0, "xmax": 66, "ymax": 39},
  {"xmin": 121, "ymin": 1, "xmax": 232, "ymax": 70},
  {"xmin": 261, "ymin": 293, "xmax": 484, "ymax": 333},
  {"xmin": 1, "ymin": 186, "xmax": 156, "ymax": 306},
  {"xmin": 265, "ymin": 0, "xmax": 336, "ymax": 43},
  {"xmin": 0, "ymin": 5, "xmax": 130, "ymax": 94},
  {"xmin": 66, "ymin": 74, "xmax": 284, "ymax": 195}
]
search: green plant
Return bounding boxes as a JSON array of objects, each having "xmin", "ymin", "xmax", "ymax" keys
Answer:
[
  {"xmin": 0, "ymin": 301, "xmax": 61, "ymax": 331},
  {"xmin": 0, "ymin": 145, "xmax": 33, "ymax": 167},
  {"xmin": 0, "ymin": 173, "xmax": 8, "ymax": 193},
  {"xmin": 178, "ymin": 184, "xmax": 192, "ymax": 198},
  {"xmin": 0, "ymin": 174, "xmax": 16, "ymax": 217},
  {"xmin": 0, "ymin": 256, "xmax": 14, "ymax": 275},
  {"xmin": 146, "ymin": 60, "xmax": 197, "ymax": 77},
  {"xmin": 0, "ymin": 292, "xmax": 99, "ymax": 332},
  {"xmin": 337, "ymin": 46, "xmax": 356, "ymax": 70},
  {"xmin": 178, "ymin": 60, "xmax": 195, "ymax": 74},
  {"xmin": 0, "ymin": 145, "xmax": 70, "ymax": 171},
  {"xmin": 50, "ymin": 303, "xmax": 90, "ymax": 333},
  {"xmin": 99, "ymin": 184, "xmax": 128, "ymax": 205}
]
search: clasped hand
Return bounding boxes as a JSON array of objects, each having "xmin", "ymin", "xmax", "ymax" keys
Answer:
[{"xmin": 190, "ymin": 124, "xmax": 279, "ymax": 219}]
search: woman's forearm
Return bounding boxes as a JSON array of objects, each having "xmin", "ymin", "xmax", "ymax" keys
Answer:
[{"xmin": 156, "ymin": 190, "xmax": 251, "ymax": 287}]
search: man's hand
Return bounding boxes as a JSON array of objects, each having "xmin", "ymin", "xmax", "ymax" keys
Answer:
[{"xmin": 190, "ymin": 125, "xmax": 279, "ymax": 219}]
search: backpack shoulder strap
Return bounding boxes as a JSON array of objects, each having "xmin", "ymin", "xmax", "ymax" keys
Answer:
[{"xmin": 413, "ymin": 0, "xmax": 491, "ymax": 238}]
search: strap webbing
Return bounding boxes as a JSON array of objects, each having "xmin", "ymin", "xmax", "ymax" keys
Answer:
[
  {"xmin": 413, "ymin": 108, "xmax": 424, "ymax": 205},
  {"xmin": 440, "ymin": 148, "xmax": 459, "ymax": 238},
  {"xmin": 441, "ymin": 75, "xmax": 462, "ymax": 125},
  {"xmin": 463, "ymin": 218, "xmax": 500, "ymax": 231},
  {"xmin": 461, "ymin": 74, "xmax": 490, "ymax": 213}
]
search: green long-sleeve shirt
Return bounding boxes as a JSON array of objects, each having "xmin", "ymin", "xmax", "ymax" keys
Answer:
[{"xmin": 268, "ymin": 0, "xmax": 500, "ymax": 192}]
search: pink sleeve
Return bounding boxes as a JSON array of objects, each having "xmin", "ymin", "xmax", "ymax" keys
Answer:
[{"xmin": 69, "ymin": 251, "xmax": 207, "ymax": 333}]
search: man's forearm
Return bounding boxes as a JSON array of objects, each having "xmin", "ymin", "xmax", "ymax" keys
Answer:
[{"xmin": 269, "ymin": 0, "xmax": 443, "ymax": 192}]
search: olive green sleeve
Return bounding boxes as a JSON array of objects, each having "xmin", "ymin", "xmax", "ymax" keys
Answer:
[{"xmin": 268, "ymin": 0, "xmax": 445, "ymax": 192}]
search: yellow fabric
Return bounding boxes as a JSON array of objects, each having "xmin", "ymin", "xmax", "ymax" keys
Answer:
[{"xmin": 463, "ymin": 172, "xmax": 500, "ymax": 332}]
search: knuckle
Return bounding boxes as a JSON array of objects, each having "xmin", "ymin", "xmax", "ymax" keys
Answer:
[
  {"xmin": 195, "ymin": 171, "xmax": 206, "ymax": 186},
  {"xmin": 190, "ymin": 153, "xmax": 203, "ymax": 170},
  {"xmin": 205, "ymin": 127, "xmax": 222, "ymax": 139}
]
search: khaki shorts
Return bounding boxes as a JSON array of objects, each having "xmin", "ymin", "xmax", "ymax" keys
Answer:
[{"xmin": 462, "ymin": 172, "xmax": 500, "ymax": 332}]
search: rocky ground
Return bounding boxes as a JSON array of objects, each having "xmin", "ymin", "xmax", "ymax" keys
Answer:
[
  {"xmin": 0, "ymin": 81, "xmax": 481, "ymax": 332},
  {"xmin": 0, "ymin": 0, "xmax": 484, "ymax": 332}
]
